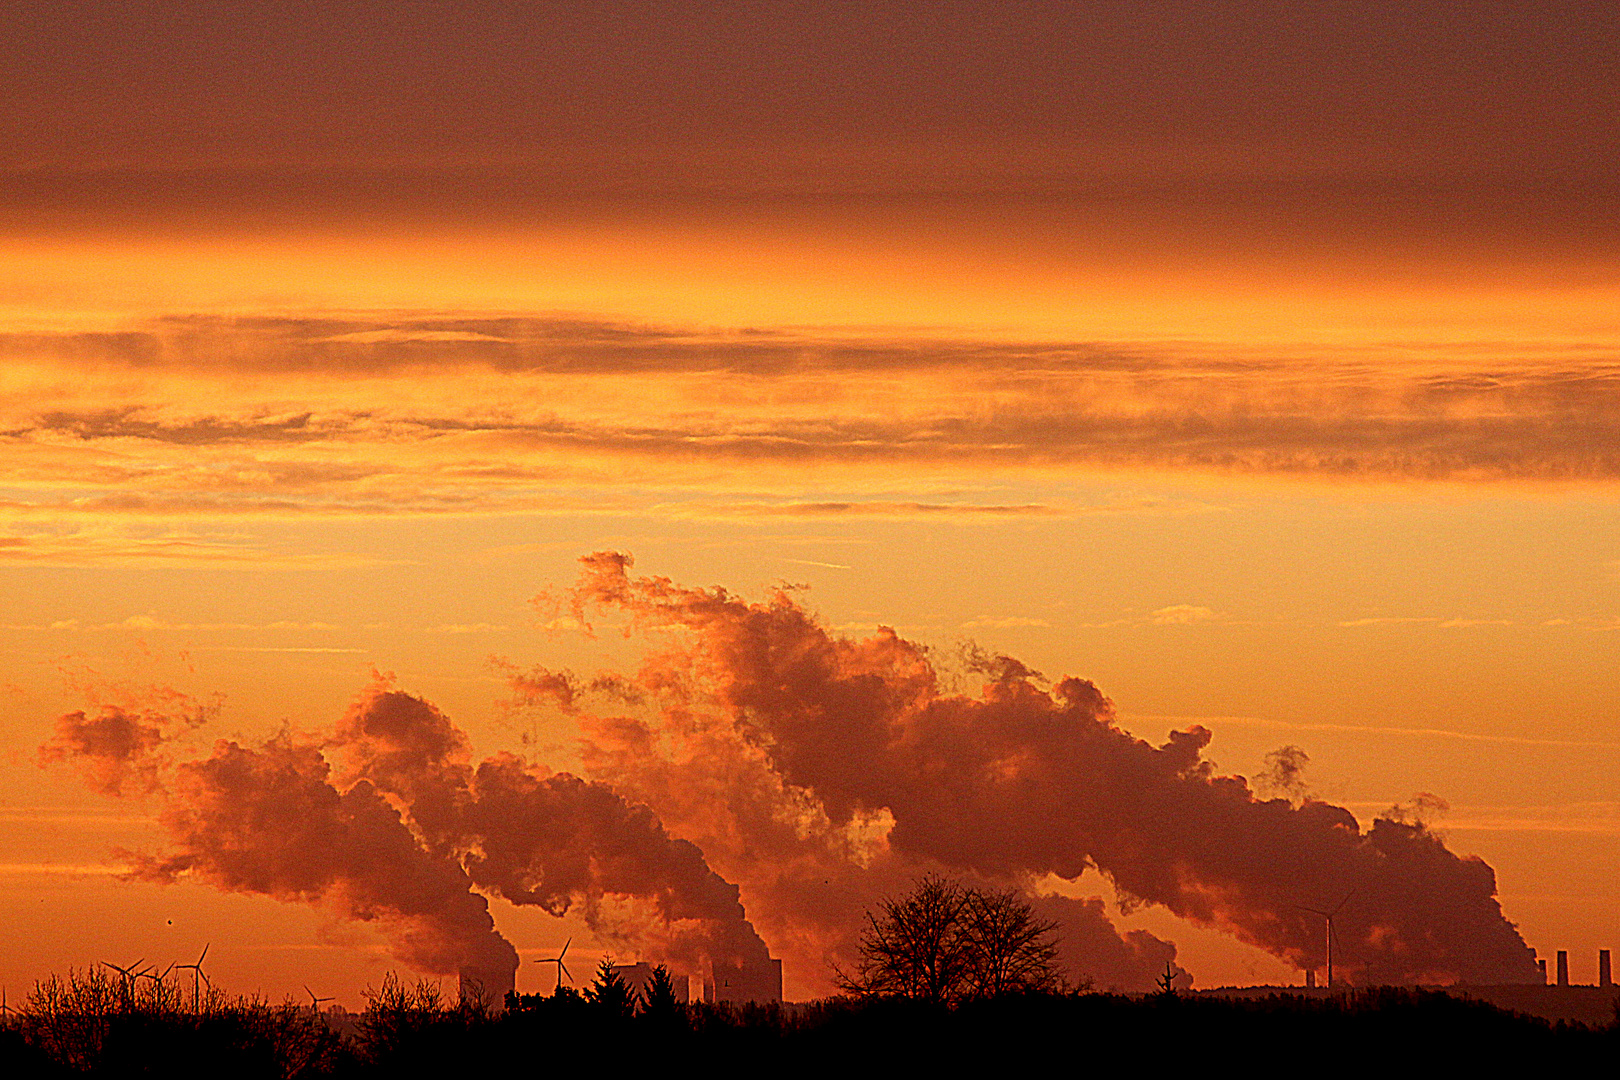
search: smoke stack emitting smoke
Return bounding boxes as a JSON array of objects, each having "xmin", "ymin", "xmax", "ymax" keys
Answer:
[{"xmin": 44, "ymin": 552, "xmax": 1538, "ymax": 994}]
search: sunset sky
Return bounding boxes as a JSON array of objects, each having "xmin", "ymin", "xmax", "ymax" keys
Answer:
[{"xmin": 3, "ymin": 2, "xmax": 1617, "ymax": 1004}]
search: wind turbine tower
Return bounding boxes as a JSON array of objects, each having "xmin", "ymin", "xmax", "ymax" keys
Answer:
[
  {"xmin": 534, "ymin": 937, "xmax": 573, "ymax": 994},
  {"xmin": 175, "ymin": 944, "xmax": 212, "ymax": 1012},
  {"xmin": 1296, "ymin": 891, "xmax": 1354, "ymax": 989}
]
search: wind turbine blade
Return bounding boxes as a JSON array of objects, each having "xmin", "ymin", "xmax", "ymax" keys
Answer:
[
  {"xmin": 559, "ymin": 938, "xmax": 570, "ymax": 960},
  {"xmin": 197, "ymin": 944, "xmax": 209, "ymax": 965}
]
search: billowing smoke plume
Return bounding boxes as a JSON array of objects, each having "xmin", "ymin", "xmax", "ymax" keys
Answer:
[
  {"xmin": 516, "ymin": 556, "xmax": 1178, "ymax": 992},
  {"xmin": 43, "ymin": 684, "xmax": 770, "ymax": 998},
  {"xmin": 46, "ymin": 552, "xmax": 1537, "ymax": 996},
  {"xmin": 40, "ymin": 707, "xmax": 167, "ymax": 796},
  {"xmin": 45, "ymin": 705, "xmax": 518, "ymax": 997},
  {"xmin": 334, "ymin": 686, "xmax": 771, "ymax": 973},
  {"xmin": 517, "ymin": 552, "xmax": 1537, "ymax": 988}
]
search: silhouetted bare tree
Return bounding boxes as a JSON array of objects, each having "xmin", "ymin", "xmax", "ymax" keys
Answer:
[
  {"xmin": 1155, "ymin": 960, "xmax": 1179, "ymax": 997},
  {"xmin": 960, "ymin": 886, "xmax": 1062, "ymax": 998},
  {"xmin": 840, "ymin": 875, "xmax": 1061, "ymax": 1004}
]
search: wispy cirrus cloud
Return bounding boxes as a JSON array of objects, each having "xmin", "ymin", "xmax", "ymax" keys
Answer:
[
  {"xmin": 1133, "ymin": 713, "xmax": 1620, "ymax": 752},
  {"xmin": 1148, "ymin": 605, "xmax": 1219, "ymax": 625},
  {"xmin": 12, "ymin": 617, "xmax": 344, "ymax": 632},
  {"xmin": 1334, "ymin": 801, "xmax": 1620, "ymax": 836},
  {"xmin": 0, "ymin": 862, "xmax": 133, "ymax": 876},
  {"xmin": 0, "ymin": 529, "xmax": 409, "ymax": 567},
  {"xmin": 959, "ymin": 615, "xmax": 1051, "ymax": 629},
  {"xmin": 1338, "ymin": 616, "xmax": 1514, "ymax": 628},
  {"xmin": 1071, "ymin": 606, "xmax": 1232, "ymax": 629},
  {"xmin": 667, "ymin": 501, "xmax": 1059, "ymax": 518}
]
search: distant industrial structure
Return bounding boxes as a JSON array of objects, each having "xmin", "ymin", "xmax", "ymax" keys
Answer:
[
  {"xmin": 703, "ymin": 957, "xmax": 784, "ymax": 1004},
  {"xmin": 1434, "ymin": 946, "xmax": 1615, "ymax": 1027},
  {"xmin": 1537, "ymin": 948, "xmax": 1610, "ymax": 988},
  {"xmin": 605, "ymin": 956, "xmax": 783, "ymax": 1005},
  {"xmin": 1296, "ymin": 947, "xmax": 1614, "ymax": 995}
]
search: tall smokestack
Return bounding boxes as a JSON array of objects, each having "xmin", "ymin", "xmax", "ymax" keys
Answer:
[
  {"xmin": 1537, "ymin": 958, "xmax": 1547, "ymax": 984},
  {"xmin": 1600, "ymin": 950, "xmax": 1611, "ymax": 988},
  {"xmin": 1556, "ymin": 950, "xmax": 1569, "ymax": 986}
]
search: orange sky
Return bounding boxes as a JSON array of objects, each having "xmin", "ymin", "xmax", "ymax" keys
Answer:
[{"xmin": 2, "ymin": 3, "xmax": 1617, "ymax": 1005}]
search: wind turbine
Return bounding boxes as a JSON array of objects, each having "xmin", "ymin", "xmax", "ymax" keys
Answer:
[
  {"xmin": 101, "ymin": 959, "xmax": 146, "ymax": 1005},
  {"xmin": 137, "ymin": 962, "xmax": 176, "ymax": 1011},
  {"xmin": 1296, "ymin": 891, "xmax": 1354, "ymax": 988},
  {"xmin": 534, "ymin": 937, "xmax": 572, "ymax": 994},
  {"xmin": 304, "ymin": 986, "xmax": 335, "ymax": 1013},
  {"xmin": 101, "ymin": 959, "xmax": 145, "ymax": 981},
  {"xmin": 139, "ymin": 962, "xmax": 174, "ymax": 984},
  {"xmin": 175, "ymin": 944, "xmax": 211, "ymax": 1012}
]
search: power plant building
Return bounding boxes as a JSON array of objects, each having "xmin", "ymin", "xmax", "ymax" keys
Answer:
[
  {"xmin": 605, "ymin": 957, "xmax": 782, "ymax": 1004},
  {"xmin": 704, "ymin": 957, "xmax": 784, "ymax": 1004}
]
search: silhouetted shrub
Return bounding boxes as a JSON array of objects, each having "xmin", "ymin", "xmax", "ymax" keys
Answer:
[
  {"xmin": 9, "ymin": 967, "xmax": 346, "ymax": 1077},
  {"xmin": 7, "ymin": 970, "xmax": 1619, "ymax": 1076}
]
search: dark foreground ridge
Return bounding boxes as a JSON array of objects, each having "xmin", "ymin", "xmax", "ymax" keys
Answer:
[{"xmin": 3, "ymin": 982, "xmax": 1618, "ymax": 1077}]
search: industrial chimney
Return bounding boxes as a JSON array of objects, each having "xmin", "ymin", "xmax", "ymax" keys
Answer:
[
  {"xmin": 1537, "ymin": 958, "xmax": 1547, "ymax": 984},
  {"xmin": 1600, "ymin": 950, "xmax": 1612, "ymax": 988},
  {"xmin": 1556, "ymin": 950, "xmax": 1569, "ymax": 987},
  {"xmin": 1305, "ymin": 969, "xmax": 1315, "ymax": 989}
]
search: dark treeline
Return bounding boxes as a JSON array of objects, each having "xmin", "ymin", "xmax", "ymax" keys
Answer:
[{"xmin": 2, "ymin": 973, "xmax": 1617, "ymax": 1077}]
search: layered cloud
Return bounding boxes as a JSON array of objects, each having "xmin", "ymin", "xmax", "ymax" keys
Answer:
[{"xmin": 6, "ymin": 314, "xmax": 1620, "ymax": 540}]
